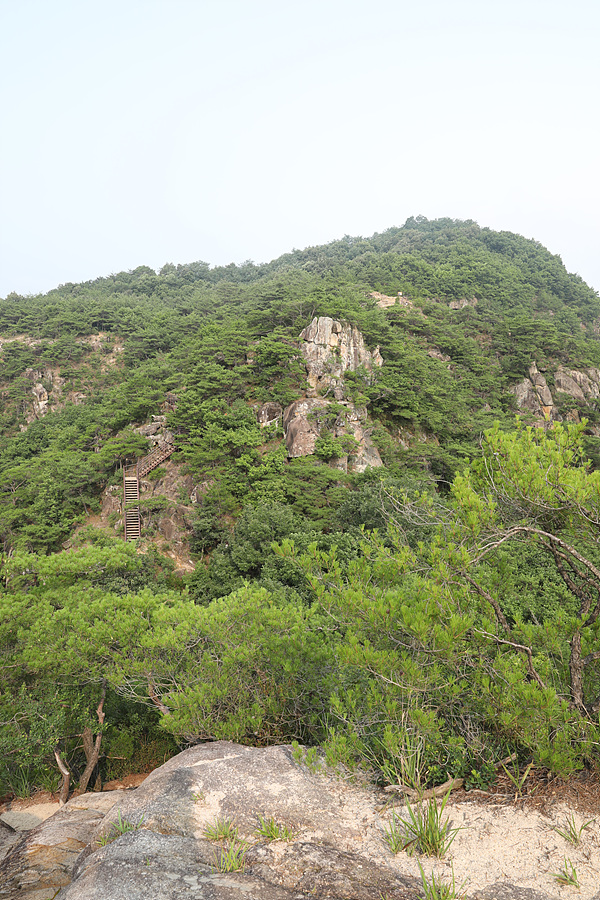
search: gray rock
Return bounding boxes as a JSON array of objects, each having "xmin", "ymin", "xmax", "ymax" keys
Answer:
[
  {"xmin": 247, "ymin": 841, "xmax": 420, "ymax": 899},
  {"xmin": 1, "ymin": 743, "xmax": 572, "ymax": 900},
  {"xmin": 58, "ymin": 831, "xmax": 301, "ymax": 899},
  {"xmin": 554, "ymin": 370, "xmax": 586, "ymax": 402},
  {"xmin": 257, "ymin": 402, "xmax": 283, "ymax": 427},
  {"xmin": 474, "ymin": 885, "xmax": 560, "ymax": 900},
  {"xmin": 449, "ymin": 297, "xmax": 478, "ymax": 309},
  {"xmin": 0, "ymin": 819, "xmax": 18, "ymax": 866},
  {"xmin": 283, "ymin": 398, "xmax": 329, "ymax": 457},
  {"xmin": 101, "ymin": 742, "xmax": 357, "ymax": 837},
  {"xmin": 510, "ymin": 378, "xmax": 543, "ymax": 415},
  {"xmin": 555, "ymin": 366, "xmax": 600, "ymax": 401},
  {"xmin": 282, "ymin": 398, "xmax": 382, "ymax": 472},
  {"xmin": 54, "ymin": 744, "xmax": 422, "ymax": 900},
  {"xmin": 299, "ymin": 316, "xmax": 383, "ymax": 397},
  {"xmin": 0, "ymin": 791, "xmax": 125, "ymax": 900}
]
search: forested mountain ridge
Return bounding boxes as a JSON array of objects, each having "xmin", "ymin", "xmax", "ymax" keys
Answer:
[
  {"xmin": 2, "ymin": 217, "xmax": 600, "ymax": 802},
  {"xmin": 1, "ymin": 216, "xmax": 599, "ymax": 553}
]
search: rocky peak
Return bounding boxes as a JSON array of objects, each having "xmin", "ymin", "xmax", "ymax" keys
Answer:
[{"xmin": 299, "ymin": 316, "xmax": 383, "ymax": 400}]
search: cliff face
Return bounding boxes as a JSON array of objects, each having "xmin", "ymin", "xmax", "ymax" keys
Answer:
[
  {"xmin": 282, "ymin": 317, "xmax": 383, "ymax": 473},
  {"xmin": 298, "ymin": 316, "xmax": 383, "ymax": 400},
  {"xmin": 282, "ymin": 398, "xmax": 383, "ymax": 473},
  {"xmin": 511, "ymin": 363, "xmax": 600, "ymax": 423}
]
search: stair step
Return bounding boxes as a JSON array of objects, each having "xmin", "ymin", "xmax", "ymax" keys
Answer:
[{"xmin": 122, "ymin": 442, "xmax": 175, "ymax": 541}]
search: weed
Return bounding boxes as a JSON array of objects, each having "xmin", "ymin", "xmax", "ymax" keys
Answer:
[
  {"xmin": 255, "ymin": 814, "xmax": 295, "ymax": 842},
  {"xmin": 291, "ymin": 741, "xmax": 323, "ymax": 774},
  {"xmin": 418, "ymin": 862, "xmax": 466, "ymax": 900},
  {"xmin": 192, "ymin": 790, "xmax": 206, "ymax": 804},
  {"xmin": 203, "ymin": 817, "xmax": 238, "ymax": 842},
  {"xmin": 552, "ymin": 813, "xmax": 594, "ymax": 847},
  {"xmin": 383, "ymin": 809, "xmax": 407, "ymax": 854},
  {"xmin": 37, "ymin": 768, "xmax": 62, "ymax": 794},
  {"xmin": 371, "ymin": 729, "xmax": 425, "ymax": 794},
  {"xmin": 384, "ymin": 791, "xmax": 459, "ymax": 858},
  {"xmin": 502, "ymin": 761, "xmax": 534, "ymax": 799},
  {"xmin": 97, "ymin": 810, "xmax": 144, "ymax": 846},
  {"xmin": 552, "ymin": 858, "xmax": 580, "ymax": 887},
  {"xmin": 7, "ymin": 766, "xmax": 34, "ymax": 799},
  {"xmin": 213, "ymin": 839, "xmax": 248, "ymax": 873}
]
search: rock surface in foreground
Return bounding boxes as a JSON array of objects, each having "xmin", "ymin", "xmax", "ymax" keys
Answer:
[{"xmin": 1, "ymin": 742, "xmax": 597, "ymax": 900}]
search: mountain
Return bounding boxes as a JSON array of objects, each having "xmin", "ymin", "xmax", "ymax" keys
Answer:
[{"xmin": 2, "ymin": 217, "xmax": 600, "ymax": 801}]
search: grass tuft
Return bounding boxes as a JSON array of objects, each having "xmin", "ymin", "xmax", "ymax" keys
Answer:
[
  {"xmin": 203, "ymin": 817, "xmax": 239, "ymax": 842},
  {"xmin": 384, "ymin": 791, "xmax": 460, "ymax": 858},
  {"xmin": 552, "ymin": 813, "xmax": 594, "ymax": 847},
  {"xmin": 213, "ymin": 839, "xmax": 248, "ymax": 873},
  {"xmin": 502, "ymin": 761, "xmax": 534, "ymax": 799},
  {"xmin": 418, "ymin": 861, "xmax": 466, "ymax": 900},
  {"xmin": 255, "ymin": 814, "xmax": 295, "ymax": 842},
  {"xmin": 552, "ymin": 857, "xmax": 580, "ymax": 887},
  {"xmin": 97, "ymin": 810, "xmax": 144, "ymax": 846}
]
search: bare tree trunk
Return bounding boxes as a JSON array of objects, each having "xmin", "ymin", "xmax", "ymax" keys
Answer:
[
  {"xmin": 54, "ymin": 749, "xmax": 70, "ymax": 806},
  {"xmin": 78, "ymin": 684, "xmax": 106, "ymax": 794}
]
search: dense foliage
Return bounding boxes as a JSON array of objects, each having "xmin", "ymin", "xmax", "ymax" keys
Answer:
[{"xmin": 2, "ymin": 217, "xmax": 600, "ymax": 797}]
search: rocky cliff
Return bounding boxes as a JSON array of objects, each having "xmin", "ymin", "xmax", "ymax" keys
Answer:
[
  {"xmin": 298, "ymin": 316, "xmax": 383, "ymax": 400},
  {"xmin": 281, "ymin": 317, "xmax": 383, "ymax": 473},
  {"xmin": 511, "ymin": 362, "xmax": 600, "ymax": 423}
]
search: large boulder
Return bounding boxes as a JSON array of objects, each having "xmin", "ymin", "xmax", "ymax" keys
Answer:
[
  {"xmin": 0, "ymin": 791, "xmax": 125, "ymax": 900},
  {"xmin": 52, "ymin": 742, "xmax": 419, "ymax": 900}
]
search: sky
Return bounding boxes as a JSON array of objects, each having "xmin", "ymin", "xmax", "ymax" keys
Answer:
[{"xmin": 1, "ymin": 0, "xmax": 599, "ymax": 298}]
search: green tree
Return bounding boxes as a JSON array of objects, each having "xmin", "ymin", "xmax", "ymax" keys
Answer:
[{"xmin": 446, "ymin": 420, "xmax": 600, "ymax": 718}]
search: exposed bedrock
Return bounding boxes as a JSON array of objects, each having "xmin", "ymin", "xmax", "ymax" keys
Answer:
[{"xmin": 299, "ymin": 316, "xmax": 383, "ymax": 400}]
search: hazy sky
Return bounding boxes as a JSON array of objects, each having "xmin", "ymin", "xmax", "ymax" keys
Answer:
[{"xmin": 1, "ymin": 0, "xmax": 598, "ymax": 298}]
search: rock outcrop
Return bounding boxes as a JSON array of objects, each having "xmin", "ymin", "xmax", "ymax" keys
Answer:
[
  {"xmin": 369, "ymin": 291, "xmax": 413, "ymax": 310},
  {"xmin": 449, "ymin": 297, "xmax": 478, "ymax": 310},
  {"xmin": 283, "ymin": 399, "xmax": 382, "ymax": 473},
  {"xmin": 282, "ymin": 318, "xmax": 383, "ymax": 473},
  {"xmin": 0, "ymin": 791, "xmax": 126, "ymax": 900},
  {"xmin": 255, "ymin": 402, "xmax": 283, "ymax": 428},
  {"xmin": 299, "ymin": 316, "xmax": 382, "ymax": 400},
  {"xmin": 1, "ymin": 742, "xmax": 596, "ymax": 900},
  {"xmin": 510, "ymin": 363, "xmax": 600, "ymax": 422},
  {"xmin": 555, "ymin": 367, "xmax": 600, "ymax": 402}
]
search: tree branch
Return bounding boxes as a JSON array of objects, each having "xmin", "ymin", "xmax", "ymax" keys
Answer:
[
  {"xmin": 54, "ymin": 748, "xmax": 71, "ymax": 806},
  {"xmin": 475, "ymin": 629, "xmax": 547, "ymax": 691}
]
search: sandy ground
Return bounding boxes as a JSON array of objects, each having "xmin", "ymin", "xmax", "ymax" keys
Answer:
[
  {"xmin": 0, "ymin": 774, "xmax": 147, "ymax": 832},
  {"xmin": 402, "ymin": 800, "xmax": 599, "ymax": 898}
]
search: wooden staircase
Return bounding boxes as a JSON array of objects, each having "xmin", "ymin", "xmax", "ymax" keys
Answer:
[{"xmin": 123, "ymin": 442, "xmax": 175, "ymax": 541}]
